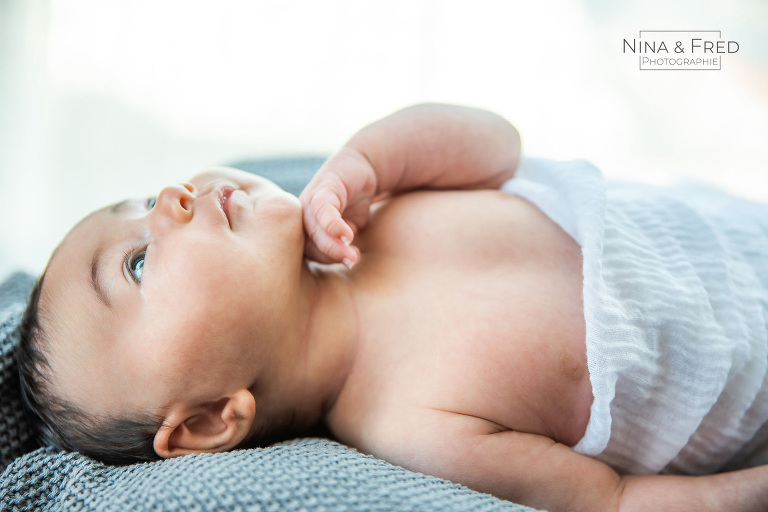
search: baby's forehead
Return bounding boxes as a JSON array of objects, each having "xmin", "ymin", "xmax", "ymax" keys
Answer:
[
  {"xmin": 39, "ymin": 211, "xmax": 127, "ymax": 400},
  {"xmin": 43, "ymin": 205, "xmax": 120, "ymax": 310},
  {"xmin": 37, "ymin": 268, "xmax": 103, "ymax": 384},
  {"xmin": 50, "ymin": 206, "xmax": 111, "ymax": 263}
]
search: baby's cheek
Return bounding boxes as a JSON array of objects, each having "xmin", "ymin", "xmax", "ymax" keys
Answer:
[
  {"xmin": 152, "ymin": 316, "xmax": 242, "ymax": 392},
  {"xmin": 95, "ymin": 338, "xmax": 164, "ymax": 413}
]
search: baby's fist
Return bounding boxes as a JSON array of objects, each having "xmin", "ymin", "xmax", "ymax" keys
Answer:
[{"xmin": 300, "ymin": 148, "xmax": 377, "ymax": 268}]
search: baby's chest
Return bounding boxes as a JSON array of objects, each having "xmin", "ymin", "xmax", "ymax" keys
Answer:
[
  {"xmin": 374, "ymin": 270, "xmax": 588, "ymax": 443},
  {"xmin": 348, "ymin": 191, "xmax": 592, "ymax": 445},
  {"xmin": 362, "ymin": 189, "xmax": 562, "ymax": 268}
]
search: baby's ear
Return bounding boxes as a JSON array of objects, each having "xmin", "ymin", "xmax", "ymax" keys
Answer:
[{"xmin": 153, "ymin": 388, "xmax": 256, "ymax": 459}]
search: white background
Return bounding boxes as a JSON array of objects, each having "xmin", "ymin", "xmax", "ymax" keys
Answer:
[{"xmin": 1, "ymin": 0, "xmax": 767, "ymax": 279}]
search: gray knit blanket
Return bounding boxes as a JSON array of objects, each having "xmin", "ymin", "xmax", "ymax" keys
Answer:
[{"xmin": 0, "ymin": 157, "xmax": 541, "ymax": 511}]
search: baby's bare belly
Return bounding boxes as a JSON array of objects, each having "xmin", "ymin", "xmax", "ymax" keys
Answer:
[{"xmin": 330, "ymin": 190, "xmax": 592, "ymax": 447}]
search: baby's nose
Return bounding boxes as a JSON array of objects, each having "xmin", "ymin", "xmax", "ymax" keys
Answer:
[{"xmin": 152, "ymin": 183, "xmax": 197, "ymax": 225}]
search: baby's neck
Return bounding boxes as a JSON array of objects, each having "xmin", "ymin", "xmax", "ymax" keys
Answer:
[{"xmin": 286, "ymin": 262, "xmax": 360, "ymax": 424}]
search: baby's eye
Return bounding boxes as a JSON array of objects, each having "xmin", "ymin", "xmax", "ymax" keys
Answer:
[
  {"xmin": 126, "ymin": 250, "xmax": 146, "ymax": 284},
  {"xmin": 147, "ymin": 197, "xmax": 157, "ymax": 209}
]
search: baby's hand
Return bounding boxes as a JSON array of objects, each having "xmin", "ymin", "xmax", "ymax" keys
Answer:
[{"xmin": 300, "ymin": 148, "xmax": 377, "ymax": 268}]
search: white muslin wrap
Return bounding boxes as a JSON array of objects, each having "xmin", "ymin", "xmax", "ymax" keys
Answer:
[{"xmin": 502, "ymin": 158, "xmax": 768, "ymax": 475}]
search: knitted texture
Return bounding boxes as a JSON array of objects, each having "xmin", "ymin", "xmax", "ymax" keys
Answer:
[
  {"xmin": 0, "ymin": 158, "xmax": 540, "ymax": 511},
  {"xmin": 1, "ymin": 440, "xmax": 538, "ymax": 511},
  {"xmin": 0, "ymin": 271, "xmax": 36, "ymax": 469}
]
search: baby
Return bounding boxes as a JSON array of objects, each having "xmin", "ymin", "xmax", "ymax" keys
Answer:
[{"xmin": 18, "ymin": 103, "xmax": 768, "ymax": 512}]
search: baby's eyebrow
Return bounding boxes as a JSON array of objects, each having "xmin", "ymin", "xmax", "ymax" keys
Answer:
[
  {"xmin": 89, "ymin": 199, "xmax": 135, "ymax": 310},
  {"xmin": 90, "ymin": 246, "xmax": 113, "ymax": 310}
]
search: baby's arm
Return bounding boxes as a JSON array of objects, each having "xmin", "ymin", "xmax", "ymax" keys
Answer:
[
  {"xmin": 376, "ymin": 410, "xmax": 768, "ymax": 512},
  {"xmin": 471, "ymin": 433, "xmax": 768, "ymax": 512},
  {"xmin": 300, "ymin": 103, "xmax": 520, "ymax": 265}
]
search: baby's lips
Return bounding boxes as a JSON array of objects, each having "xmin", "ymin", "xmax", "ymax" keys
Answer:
[{"xmin": 220, "ymin": 186, "xmax": 236, "ymax": 227}]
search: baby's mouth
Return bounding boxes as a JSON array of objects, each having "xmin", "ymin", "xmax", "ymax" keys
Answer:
[{"xmin": 220, "ymin": 187, "xmax": 235, "ymax": 228}]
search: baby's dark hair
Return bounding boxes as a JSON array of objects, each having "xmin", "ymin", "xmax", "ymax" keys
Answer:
[
  {"xmin": 16, "ymin": 272, "xmax": 315, "ymax": 465},
  {"xmin": 16, "ymin": 272, "xmax": 163, "ymax": 465}
]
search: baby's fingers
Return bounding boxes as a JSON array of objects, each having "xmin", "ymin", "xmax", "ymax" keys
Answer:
[
  {"xmin": 315, "ymin": 201, "xmax": 355, "ymax": 243},
  {"xmin": 304, "ymin": 186, "xmax": 353, "ymax": 239},
  {"xmin": 303, "ymin": 196, "xmax": 356, "ymax": 267},
  {"xmin": 304, "ymin": 232, "xmax": 359, "ymax": 269}
]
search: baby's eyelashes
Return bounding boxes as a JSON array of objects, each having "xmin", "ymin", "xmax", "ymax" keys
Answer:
[{"xmin": 124, "ymin": 247, "xmax": 148, "ymax": 284}]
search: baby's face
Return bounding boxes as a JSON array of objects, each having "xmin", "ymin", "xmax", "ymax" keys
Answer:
[{"xmin": 39, "ymin": 167, "xmax": 305, "ymax": 423}]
